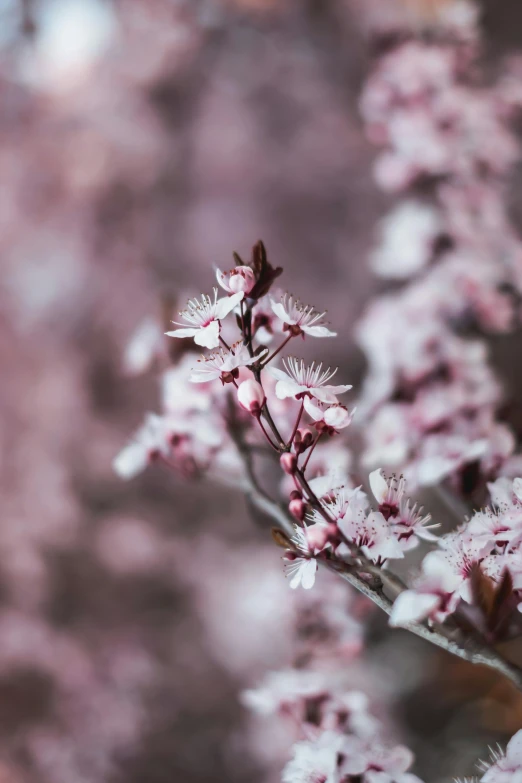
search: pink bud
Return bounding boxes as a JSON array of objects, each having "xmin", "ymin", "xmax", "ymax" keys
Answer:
[
  {"xmin": 237, "ymin": 379, "xmax": 266, "ymax": 415},
  {"xmin": 280, "ymin": 453, "xmax": 297, "ymax": 475},
  {"xmin": 324, "ymin": 404, "xmax": 353, "ymax": 430},
  {"xmin": 289, "ymin": 498, "xmax": 306, "ymax": 521},
  {"xmin": 228, "ymin": 266, "xmax": 256, "ymax": 295}
]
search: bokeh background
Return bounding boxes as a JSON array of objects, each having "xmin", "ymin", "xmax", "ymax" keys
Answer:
[{"xmin": 2, "ymin": 1, "xmax": 522, "ymax": 781}]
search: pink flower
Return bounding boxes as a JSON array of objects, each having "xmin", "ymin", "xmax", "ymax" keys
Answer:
[
  {"xmin": 268, "ymin": 358, "xmax": 352, "ymax": 404},
  {"xmin": 323, "ymin": 486, "xmax": 404, "ymax": 563},
  {"xmin": 216, "ymin": 265, "xmax": 256, "ymax": 295},
  {"xmin": 369, "ymin": 469, "xmax": 406, "ymax": 518},
  {"xmin": 237, "ymin": 379, "xmax": 266, "ymax": 415},
  {"xmin": 112, "ymin": 413, "xmax": 169, "ymax": 480},
  {"xmin": 283, "ymin": 731, "xmax": 346, "ymax": 783},
  {"xmin": 390, "ymin": 554, "xmax": 461, "ymax": 627},
  {"xmin": 340, "ymin": 736, "xmax": 423, "ymax": 783},
  {"xmin": 481, "ymin": 729, "xmax": 522, "ymax": 782},
  {"xmin": 467, "ymin": 507, "xmax": 522, "ymax": 554},
  {"xmin": 304, "ymin": 397, "xmax": 355, "ymax": 434},
  {"xmin": 270, "ymin": 294, "xmax": 336, "ymax": 338},
  {"xmin": 369, "ymin": 470, "xmax": 438, "ymax": 549},
  {"xmin": 190, "ymin": 342, "xmax": 265, "ymax": 384},
  {"xmin": 392, "ymin": 498, "xmax": 439, "ymax": 551},
  {"xmin": 166, "ymin": 289, "xmax": 244, "ymax": 349}
]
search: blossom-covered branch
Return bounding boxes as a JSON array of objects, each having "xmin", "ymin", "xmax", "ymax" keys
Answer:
[{"xmin": 114, "ymin": 239, "xmax": 522, "ymax": 701}]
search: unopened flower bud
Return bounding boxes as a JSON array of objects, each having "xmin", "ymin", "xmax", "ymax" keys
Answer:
[
  {"xmin": 302, "ymin": 430, "xmax": 314, "ymax": 449},
  {"xmin": 295, "ymin": 428, "xmax": 314, "ymax": 454},
  {"xmin": 228, "ymin": 266, "xmax": 256, "ymax": 294},
  {"xmin": 289, "ymin": 497, "xmax": 306, "ymax": 521},
  {"xmin": 289, "ymin": 489, "xmax": 303, "ymax": 501},
  {"xmin": 237, "ymin": 379, "xmax": 265, "ymax": 415},
  {"xmin": 280, "ymin": 452, "xmax": 297, "ymax": 475}
]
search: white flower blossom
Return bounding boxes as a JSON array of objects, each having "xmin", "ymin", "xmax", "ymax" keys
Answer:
[
  {"xmin": 271, "ymin": 294, "xmax": 336, "ymax": 338},
  {"xmin": 190, "ymin": 342, "xmax": 265, "ymax": 384},
  {"xmin": 166, "ymin": 289, "xmax": 244, "ymax": 349},
  {"xmin": 268, "ymin": 358, "xmax": 352, "ymax": 404}
]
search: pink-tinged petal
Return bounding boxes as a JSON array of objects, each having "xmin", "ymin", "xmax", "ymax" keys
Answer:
[
  {"xmin": 270, "ymin": 299, "xmax": 295, "ymax": 324},
  {"xmin": 313, "ymin": 383, "xmax": 352, "ymax": 403},
  {"xmin": 303, "ymin": 396, "xmax": 323, "ymax": 422},
  {"xmin": 214, "ymin": 290, "xmax": 244, "ymax": 319},
  {"xmin": 389, "ymin": 591, "xmax": 439, "ymax": 627},
  {"xmin": 301, "ymin": 325, "xmax": 337, "ymax": 338},
  {"xmin": 275, "ymin": 379, "xmax": 305, "ymax": 400},
  {"xmin": 324, "ymin": 405, "xmax": 353, "ymax": 429},
  {"xmin": 385, "ymin": 745, "xmax": 414, "ymax": 773},
  {"xmin": 165, "ymin": 327, "xmax": 199, "ymax": 339},
  {"xmin": 369, "ymin": 469, "xmax": 388, "ymax": 504},
  {"xmin": 311, "ymin": 387, "xmax": 339, "ymax": 404},
  {"xmin": 194, "ymin": 321, "xmax": 221, "ymax": 349}
]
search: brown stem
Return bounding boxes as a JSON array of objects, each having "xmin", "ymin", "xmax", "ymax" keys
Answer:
[
  {"xmin": 288, "ymin": 401, "xmax": 305, "ymax": 448},
  {"xmin": 261, "ymin": 334, "xmax": 293, "ymax": 367}
]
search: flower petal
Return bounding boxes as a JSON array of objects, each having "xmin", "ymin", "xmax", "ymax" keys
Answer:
[
  {"xmin": 194, "ymin": 321, "xmax": 221, "ymax": 349},
  {"xmin": 369, "ymin": 469, "xmax": 388, "ymax": 504},
  {"xmin": 271, "ymin": 299, "xmax": 294, "ymax": 324},
  {"xmin": 389, "ymin": 591, "xmax": 439, "ymax": 627},
  {"xmin": 165, "ymin": 327, "xmax": 199, "ymax": 339},
  {"xmin": 302, "ymin": 325, "xmax": 337, "ymax": 338},
  {"xmin": 215, "ymin": 290, "xmax": 244, "ymax": 319}
]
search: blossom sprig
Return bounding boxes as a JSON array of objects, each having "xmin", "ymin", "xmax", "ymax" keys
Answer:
[{"xmin": 390, "ymin": 475, "xmax": 522, "ymax": 632}]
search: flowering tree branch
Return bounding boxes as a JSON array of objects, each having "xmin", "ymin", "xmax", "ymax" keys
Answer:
[{"xmin": 227, "ymin": 418, "xmax": 522, "ymax": 692}]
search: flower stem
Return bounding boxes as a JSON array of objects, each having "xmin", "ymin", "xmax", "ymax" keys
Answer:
[
  {"xmin": 287, "ymin": 401, "xmax": 304, "ymax": 448},
  {"xmin": 261, "ymin": 334, "xmax": 293, "ymax": 367},
  {"xmin": 301, "ymin": 432, "xmax": 322, "ymax": 472}
]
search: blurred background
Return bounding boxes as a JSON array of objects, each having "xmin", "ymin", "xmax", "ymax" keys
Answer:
[{"xmin": 2, "ymin": 1, "xmax": 522, "ymax": 781}]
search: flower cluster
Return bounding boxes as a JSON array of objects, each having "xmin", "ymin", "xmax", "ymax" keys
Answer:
[
  {"xmin": 391, "ymin": 476, "xmax": 522, "ymax": 629},
  {"xmin": 356, "ymin": 1, "xmax": 522, "ymax": 493},
  {"xmin": 283, "ymin": 469, "xmax": 437, "ymax": 591},
  {"xmin": 114, "ymin": 242, "xmax": 355, "ymax": 525}
]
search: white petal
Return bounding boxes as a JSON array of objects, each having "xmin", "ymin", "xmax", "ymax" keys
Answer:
[
  {"xmin": 267, "ymin": 366, "xmax": 291, "ymax": 382},
  {"xmin": 270, "ymin": 299, "xmax": 293, "ymax": 324},
  {"xmin": 300, "ymin": 559, "xmax": 317, "ymax": 589},
  {"xmin": 275, "ymin": 379, "xmax": 304, "ymax": 400},
  {"xmin": 506, "ymin": 729, "xmax": 522, "ymax": 763},
  {"xmin": 165, "ymin": 327, "xmax": 199, "ymax": 339},
  {"xmin": 215, "ymin": 268, "xmax": 228, "ymax": 291},
  {"xmin": 302, "ymin": 325, "xmax": 337, "ymax": 338},
  {"xmin": 113, "ymin": 443, "xmax": 148, "ymax": 480},
  {"xmin": 194, "ymin": 321, "xmax": 220, "ymax": 349},
  {"xmin": 389, "ymin": 591, "xmax": 439, "ymax": 627},
  {"xmin": 214, "ymin": 291, "xmax": 244, "ymax": 319},
  {"xmin": 369, "ymin": 469, "xmax": 388, "ymax": 504},
  {"xmin": 189, "ymin": 368, "xmax": 220, "ymax": 383},
  {"xmin": 303, "ymin": 396, "xmax": 323, "ymax": 422}
]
